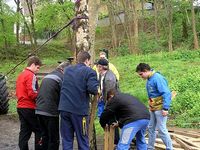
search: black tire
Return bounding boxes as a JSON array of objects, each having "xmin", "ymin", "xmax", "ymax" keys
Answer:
[{"xmin": 0, "ymin": 74, "xmax": 9, "ymax": 114}]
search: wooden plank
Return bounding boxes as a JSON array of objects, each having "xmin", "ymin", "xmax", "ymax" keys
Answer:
[
  {"xmin": 89, "ymin": 95, "xmax": 98, "ymax": 142},
  {"xmin": 156, "ymin": 138, "xmax": 182, "ymax": 148},
  {"xmin": 174, "ymin": 136, "xmax": 199, "ymax": 150},
  {"xmin": 168, "ymin": 127, "xmax": 200, "ymax": 135},
  {"xmin": 173, "ymin": 130, "xmax": 200, "ymax": 138},
  {"xmin": 108, "ymin": 126, "xmax": 115, "ymax": 150},
  {"xmin": 173, "ymin": 134, "xmax": 200, "ymax": 148},
  {"xmin": 104, "ymin": 126, "xmax": 109, "ymax": 150},
  {"xmin": 154, "ymin": 143, "xmax": 166, "ymax": 149},
  {"xmin": 192, "ymin": 139, "xmax": 200, "ymax": 142}
]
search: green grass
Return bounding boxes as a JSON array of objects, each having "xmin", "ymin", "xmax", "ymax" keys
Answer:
[{"xmin": 8, "ymin": 99, "xmax": 17, "ymax": 114}]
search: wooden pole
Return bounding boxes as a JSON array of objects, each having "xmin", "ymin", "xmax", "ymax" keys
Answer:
[{"xmin": 104, "ymin": 125, "xmax": 115, "ymax": 150}]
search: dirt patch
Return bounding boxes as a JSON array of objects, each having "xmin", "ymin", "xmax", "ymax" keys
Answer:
[
  {"xmin": 0, "ymin": 114, "xmax": 103, "ymax": 150},
  {"xmin": 0, "ymin": 114, "xmax": 19, "ymax": 150},
  {"xmin": 0, "ymin": 114, "xmax": 36, "ymax": 150}
]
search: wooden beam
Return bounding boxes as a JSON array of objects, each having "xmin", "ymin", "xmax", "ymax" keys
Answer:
[
  {"xmin": 173, "ymin": 135, "xmax": 199, "ymax": 150},
  {"xmin": 173, "ymin": 134, "xmax": 200, "ymax": 148},
  {"xmin": 108, "ymin": 126, "xmax": 115, "ymax": 150},
  {"xmin": 172, "ymin": 130, "xmax": 200, "ymax": 138},
  {"xmin": 104, "ymin": 126, "xmax": 109, "ymax": 150}
]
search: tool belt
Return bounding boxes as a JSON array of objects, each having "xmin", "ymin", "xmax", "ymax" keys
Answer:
[{"xmin": 149, "ymin": 96, "xmax": 163, "ymax": 111}]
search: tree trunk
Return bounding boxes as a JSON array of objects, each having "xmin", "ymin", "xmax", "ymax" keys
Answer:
[
  {"xmin": 25, "ymin": 0, "xmax": 37, "ymax": 49},
  {"xmin": 88, "ymin": 0, "xmax": 100, "ymax": 64},
  {"xmin": 131, "ymin": 1, "xmax": 139, "ymax": 54},
  {"xmin": 182, "ymin": 16, "xmax": 188, "ymax": 39},
  {"xmin": 191, "ymin": 0, "xmax": 199, "ymax": 49},
  {"xmin": 107, "ymin": 0, "xmax": 118, "ymax": 50},
  {"xmin": 165, "ymin": 0, "xmax": 173, "ymax": 51},
  {"xmin": 74, "ymin": 0, "xmax": 90, "ymax": 59},
  {"xmin": 154, "ymin": 0, "xmax": 159, "ymax": 40},
  {"xmin": 122, "ymin": 0, "xmax": 134, "ymax": 54},
  {"xmin": 0, "ymin": 1, "xmax": 8, "ymax": 49},
  {"xmin": 14, "ymin": 0, "xmax": 20, "ymax": 44}
]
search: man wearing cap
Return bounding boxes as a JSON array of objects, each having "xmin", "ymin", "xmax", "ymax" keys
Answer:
[
  {"xmin": 93, "ymin": 51, "xmax": 120, "ymax": 81},
  {"xmin": 36, "ymin": 62, "xmax": 70, "ymax": 150},
  {"xmin": 97, "ymin": 58, "xmax": 120, "ymax": 144},
  {"xmin": 97, "ymin": 58, "xmax": 119, "ymax": 103}
]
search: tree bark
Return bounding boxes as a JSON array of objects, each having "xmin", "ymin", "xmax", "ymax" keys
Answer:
[
  {"xmin": 107, "ymin": 0, "xmax": 118, "ymax": 50},
  {"xmin": 25, "ymin": 0, "xmax": 37, "ymax": 49},
  {"xmin": 74, "ymin": 0, "xmax": 90, "ymax": 59},
  {"xmin": 154, "ymin": 0, "xmax": 159, "ymax": 40},
  {"xmin": 0, "ymin": 1, "xmax": 8, "ymax": 49},
  {"xmin": 14, "ymin": 0, "xmax": 20, "ymax": 44},
  {"xmin": 88, "ymin": 0, "xmax": 100, "ymax": 64},
  {"xmin": 191, "ymin": 0, "xmax": 199, "ymax": 49},
  {"xmin": 131, "ymin": 1, "xmax": 139, "ymax": 54},
  {"xmin": 165, "ymin": 0, "xmax": 173, "ymax": 51}
]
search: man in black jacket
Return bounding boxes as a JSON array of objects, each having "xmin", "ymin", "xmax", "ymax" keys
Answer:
[
  {"xmin": 36, "ymin": 61, "xmax": 70, "ymax": 150},
  {"xmin": 100, "ymin": 89, "xmax": 150, "ymax": 150}
]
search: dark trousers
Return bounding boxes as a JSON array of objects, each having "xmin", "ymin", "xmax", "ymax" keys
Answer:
[
  {"xmin": 17, "ymin": 108, "xmax": 42, "ymax": 150},
  {"xmin": 37, "ymin": 115, "xmax": 59, "ymax": 150},
  {"xmin": 60, "ymin": 111, "xmax": 89, "ymax": 150}
]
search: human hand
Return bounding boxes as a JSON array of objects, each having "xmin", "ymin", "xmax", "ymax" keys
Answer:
[
  {"xmin": 111, "ymin": 121, "xmax": 119, "ymax": 127},
  {"xmin": 162, "ymin": 110, "xmax": 168, "ymax": 116}
]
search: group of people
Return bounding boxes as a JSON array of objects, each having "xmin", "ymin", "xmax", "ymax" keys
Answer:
[{"xmin": 15, "ymin": 50, "xmax": 173, "ymax": 150}]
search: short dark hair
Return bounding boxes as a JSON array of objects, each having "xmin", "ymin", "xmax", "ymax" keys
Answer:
[
  {"xmin": 136, "ymin": 63, "xmax": 151, "ymax": 72},
  {"xmin": 107, "ymin": 88, "xmax": 118, "ymax": 99},
  {"xmin": 77, "ymin": 51, "xmax": 91, "ymax": 63},
  {"xmin": 27, "ymin": 56, "xmax": 42, "ymax": 67},
  {"xmin": 57, "ymin": 61, "xmax": 70, "ymax": 70}
]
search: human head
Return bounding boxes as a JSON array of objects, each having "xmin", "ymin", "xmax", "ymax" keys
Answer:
[
  {"xmin": 27, "ymin": 56, "xmax": 42, "ymax": 73},
  {"xmin": 99, "ymin": 51, "xmax": 107, "ymax": 59},
  {"xmin": 136, "ymin": 63, "xmax": 151, "ymax": 80},
  {"xmin": 107, "ymin": 88, "xmax": 118, "ymax": 101},
  {"xmin": 97, "ymin": 58, "xmax": 109, "ymax": 74},
  {"xmin": 77, "ymin": 51, "xmax": 91, "ymax": 66},
  {"xmin": 57, "ymin": 61, "xmax": 70, "ymax": 73}
]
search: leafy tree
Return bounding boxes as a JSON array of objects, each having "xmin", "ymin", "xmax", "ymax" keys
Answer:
[
  {"xmin": 0, "ymin": 1, "xmax": 16, "ymax": 49},
  {"xmin": 35, "ymin": 1, "xmax": 74, "ymax": 39}
]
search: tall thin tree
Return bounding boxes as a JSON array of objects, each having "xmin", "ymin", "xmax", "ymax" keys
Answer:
[{"xmin": 191, "ymin": 0, "xmax": 199, "ymax": 49}]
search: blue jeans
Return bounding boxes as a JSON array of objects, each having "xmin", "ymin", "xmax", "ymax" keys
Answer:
[
  {"xmin": 117, "ymin": 119, "xmax": 149, "ymax": 150},
  {"xmin": 148, "ymin": 110, "xmax": 173, "ymax": 150}
]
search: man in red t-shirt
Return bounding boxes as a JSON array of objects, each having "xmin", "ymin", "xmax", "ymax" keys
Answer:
[{"xmin": 16, "ymin": 56, "xmax": 42, "ymax": 150}]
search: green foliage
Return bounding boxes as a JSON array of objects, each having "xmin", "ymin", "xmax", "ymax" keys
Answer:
[
  {"xmin": 95, "ymin": 27, "xmax": 103, "ymax": 35},
  {"xmin": 139, "ymin": 33, "xmax": 164, "ymax": 54},
  {"xmin": 8, "ymin": 99, "xmax": 17, "ymax": 114},
  {"xmin": 98, "ymin": 12, "xmax": 108, "ymax": 20},
  {"xmin": 35, "ymin": 1, "xmax": 74, "ymax": 37},
  {"xmin": 0, "ymin": 2, "xmax": 16, "ymax": 48},
  {"xmin": 116, "ymin": 44, "xmax": 130, "ymax": 56}
]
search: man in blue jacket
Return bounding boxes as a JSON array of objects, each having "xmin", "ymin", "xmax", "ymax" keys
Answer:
[
  {"xmin": 58, "ymin": 51, "xmax": 99, "ymax": 150},
  {"xmin": 136, "ymin": 63, "xmax": 173, "ymax": 150}
]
